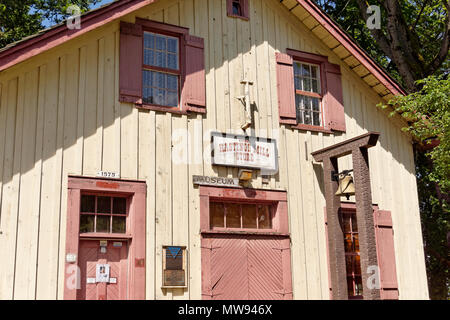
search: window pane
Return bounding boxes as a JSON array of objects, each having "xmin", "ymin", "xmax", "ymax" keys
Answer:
[
  {"xmin": 311, "ymin": 66, "xmax": 318, "ymax": 78},
  {"xmin": 81, "ymin": 195, "xmax": 95, "ymax": 213},
  {"xmin": 355, "ymin": 255, "xmax": 362, "ymax": 274},
  {"xmin": 144, "ymin": 32, "xmax": 154, "ymax": 49},
  {"xmin": 80, "ymin": 215, "xmax": 95, "ymax": 233},
  {"xmin": 167, "ymin": 38, "xmax": 178, "ymax": 53},
  {"xmin": 344, "ymin": 234, "xmax": 353, "ymax": 252},
  {"xmin": 301, "ymin": 64, "xmax": 310, "ymax": 77},
  {"xmin": 210, "ymin": 202, "xmax": 225, "ymax": 228},
  {"xmin": 343, "ymin": 215, "xmax": 351, "ymax": 233},
  {"xmin": 112, "ymin": 216, "xmax": 126, "ymax": 234},
  {"xmin": 312, "ymin": 79, "xmax": 319, "ymax": 93},
  {"xmin": 113, "ymin": 198, "xmax": 127, "ymax": 215},
  {"xmin": 96, "ymin": 215, "xmax": 110, "ymax": 233},
  {"xmin": 225, "ymin": 204, "xmax": 241, "ymax": 228},
  {"xmin": 155, "ymin": 51, "xmax": 166, "ymax": 68},
  {"xmin": 345, "ymin": 255, "xmax": 353, "ymax": 274},
  {"xmin": 294, "ymin": 63, "xmax": 301, "ymax": 76},
  {"xmin": 242, "ymin": 204, "xmax": 257, "ymax": 229},
  {"xmin": 153, "ymin": 70, "xmax": 165, "ymax": 88},
  {"xmin": 303, "ymin": 77, "xmax": 311, "ymax": 92},
  {"xmin": 144, "ymin": 49, "xmax": 154, "ymax": 66},
  {"xmin": 167, "ymin": 53, "xmax": 178, "ymax": 70},
  {"xmin": 313, "ymin": 112, "xmax": 321, "ymax": 126},
  {"xmin": 303, "ymin": 110, "xmax": 312, "ymax": 125},
  {"xmin": 166, "ymin": 91, "xmax": 178, "ymax": 107},
  {"xmin": 354, "ymin": 234, "xmax": 360, "ymax": 252},
  {"xmin": 347, "ymin": 277, "xmax": 355, "ymax": 297},
  {"xmin": 312, "ymin": 98, "xmax": 320, "ymax": 112},
  {"xmin": 352, "ymin": 216, "xmax": 358, "ymax": 232},
  {"xmin": 294, "ymin": 76, "xmax": 301, "ymax": 91},
  {"xmin": 355, "ymin": 276, "xmax": 363, "ymax": 296},
  {"xmin": 155, "ymin": 35, "xmax": 166, "ymax": 50},
  {"xmin": 258, "ymin": 205, "xmax": 271, "ymax": 229},
  {"xmin": 153, "ymin": 89, "xmax": 165, "ymax": 105},
  {"xmin": 167, "ymin": 74, "xmax": 178, "ymax": 91},
  {"xmin": 97, "ymin": 197, "xmax": 111, "ymax": 214}
]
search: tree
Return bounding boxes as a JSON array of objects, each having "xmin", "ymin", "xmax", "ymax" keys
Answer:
[
  {"xmin": 0, "ymin": 0, "xmax": 99, "ymax": 49},
  {"xmin": 315, "ymin": 0, "xmax": 450, "ymax": 299},
  {"xmin": 314, "ymin": 0, "xmax": 450, "ymax": 92}
]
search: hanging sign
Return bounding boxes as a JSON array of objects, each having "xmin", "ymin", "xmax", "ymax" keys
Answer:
[{"xmin": 211, "ymin": 132, "xmax": 278, "ymax": 172}]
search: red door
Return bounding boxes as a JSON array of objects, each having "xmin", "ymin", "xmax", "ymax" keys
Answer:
[
  {"xmin": 77, "ymin": 240, "xmax": 128, "ymax": 300},
  {"xmin": 203, "ymin": 234, "xmax": 292, "ymax": 300}
]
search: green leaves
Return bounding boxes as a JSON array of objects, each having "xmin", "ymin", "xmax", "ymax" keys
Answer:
[
  {"xmin": 382, "ymin": 75, "xmax": 450, "ymax": 192},
  {"xmin": 0, "ymin": 0, "xmax": 100, "ymax": 49}
]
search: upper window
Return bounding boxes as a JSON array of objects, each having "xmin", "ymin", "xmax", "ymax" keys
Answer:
[
  {"xmin": 210, "ymin": 201, "xmax": 273, "ymax": 230},
  {"xmin": 79, "ymin": 195, "xmax": 128, "ymax": 234},
  {"xmin": 294, "ymin": 62, "xmax": 323, "ymax": 127},
  {"xmin": 143, "ymin": 32, "xmax": 180, "ymax": 108},
  {"xmin": 227, "ymin": 0, "xmax": 249, "ymax": 20}
]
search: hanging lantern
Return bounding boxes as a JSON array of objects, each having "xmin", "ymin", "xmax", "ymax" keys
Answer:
[{"xmin": 335, "ymin": 174, "xmax": 355, "ymax": 200}]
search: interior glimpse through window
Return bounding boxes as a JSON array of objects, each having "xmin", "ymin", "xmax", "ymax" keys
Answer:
[
  {"xmin": 341, "ymin": 211, "xmax": 363, "ymax": 299},
  {"xmin": 210, "ymin": 202, "xmax": 273, "ymax": 230},
  {"xmin": 142, "ymin": 32, "xmax": 180, "ymax": 107},
  {"xmin": 232, "ymin": 0, "xmax": 242, "ymax": 16},
  {"xmin": 79, "ymin": 195, "xmax": 127, "ymax": 234},
  {"xmin": 294, "ymin": 62, "xmax": 323, "ymax": 127}
]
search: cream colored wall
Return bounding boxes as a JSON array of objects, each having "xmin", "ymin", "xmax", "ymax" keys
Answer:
[{"xmin": 0, "ymin": 0, "xmax": 428, "ymax": 300}]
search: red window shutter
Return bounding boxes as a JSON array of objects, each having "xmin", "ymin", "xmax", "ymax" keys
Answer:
[
  {"xmin": 241, "ymin": 0, "xmax": 250, "ymax": 19},
  {"xmin": 182, "ymin": 34, "xmax": 206, "ymax": 113},
  {"xmin": 374, "ymin": 209, "xmax": 399, "ymax": 300},
  {"xmin": 276, "ymin": 53, "xmax": 296, "ymax": 125},
  {"xmin": 324, "ymin": 62, "xmax": 346, "ymax": 132},
  {"xmin": 119, "ymin": 21, "xmax": 143, "ymax": 104}
]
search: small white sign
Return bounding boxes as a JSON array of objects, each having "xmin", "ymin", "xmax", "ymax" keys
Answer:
[
  {"xmin": 211, "ymin": 132, "xmax": 278, "ymax": 173},
  {"xmin": 97, "ymin": 171, "xmax": 120, "ymax": 179},
  {"xmin": 193, "ymin": 175, "xmax": 240, "ymax": 188},
  {"xmin": 109, "ymin": 278, "xmax": 117, "ymax": 284},
  {"xmin": 66, "ymin": 253, "xmax": 77, "ymax": 263},
  {"xmin": 87, "ymin": 278, "xmax": 96, "ymax": 284},
  {"xmin": 96, "ymin": 264, "xmax": 110, "ymax": 283}
]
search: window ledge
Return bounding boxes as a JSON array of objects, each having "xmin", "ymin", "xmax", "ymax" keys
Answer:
[
  {"xmin": 201, "ymin": 230, "xmax": 290, "ymax": 237},
  {"xmin": 291, "ymin": 123, "xmax": 334, "ymax": 134},
  {"xmin": 79, "ymin": 233, "xmax": 132, "ymax": 240},
  {"xmin": 227, "ymin": 14, "xmax": 249, "ymax": 21},
  {"xmin": 136, "ymin": 103, "xmax": 206, "ymax": 115}
]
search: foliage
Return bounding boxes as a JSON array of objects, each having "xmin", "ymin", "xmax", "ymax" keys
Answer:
[
  {"xmin": 0, "ymin": 0, "xmax": 99, "ymax": 49},
  {"xmin": 314, "ymin": 0, "xmax": 450, "ymax": 92},
  {"xmin": 381, "ymin": 76, "xmax": 450, "ymax": 193}
]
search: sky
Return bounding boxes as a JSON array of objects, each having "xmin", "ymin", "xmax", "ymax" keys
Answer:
[{"xmin": 41, "ymin": 0, "xmax": 116, "ymax": 28}]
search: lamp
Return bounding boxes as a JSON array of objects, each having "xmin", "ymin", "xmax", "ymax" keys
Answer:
[
  {"xmin": 238, "ymin": 169, "xmax": 253, "ymax": 182},
  {"xmin": 332, "ymin": 170, "xmax": 355, "ymax": 200}
]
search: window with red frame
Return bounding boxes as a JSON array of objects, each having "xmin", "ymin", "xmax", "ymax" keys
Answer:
[
  {"xmin": 79, "ymin": 195, "xmax": 128, "ymax": 234},
  {"xmin": 142, "ymin": 32, "xmax": 180, "ymax": 107},
  {"xmin": 341, "ymin": 211, "xmax": 363, "ymax": 299},
  {"xmin": 210, "ymin": 202, "xmax": 272, "ymax": 230},
  {"xmin": 294, "ymin": 61, "xmax": 323, "ymax": 127},
  {"xmin": 227, "ymin": 0, "xmax": 249, "ymax": 19}
]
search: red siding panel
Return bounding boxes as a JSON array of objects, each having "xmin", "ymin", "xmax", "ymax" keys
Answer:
[
  {"xmin": 324, "ymin": 62, "xmax": 346, "ymax": 132},
  {"xmin": 374, "ymin": 210, "xmax": 399, "ymax": 299},
  {"xmin": 119, "ymin": 22, "xmax": 143, "ymax": 104},
  {"xmin": 183, "ymin": 35, "xmax": 206, "ymax": 112},
  {"xmin": 276, "ymin": 53, "xmax": 297, "ymax": 124}
]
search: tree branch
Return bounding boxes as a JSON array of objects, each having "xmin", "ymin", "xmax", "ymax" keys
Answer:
[{"xmin": 425, "ymin": 0, "xmax": 450, "ymax": 76}]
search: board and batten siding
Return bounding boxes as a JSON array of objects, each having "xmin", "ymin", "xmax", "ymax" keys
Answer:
[{"xmin": 0, "ymin": 0, "xmax": 428, "ymax": 300}]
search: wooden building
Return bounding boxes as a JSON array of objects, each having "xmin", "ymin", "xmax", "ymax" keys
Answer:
[{"xmin": 0, "ymin": 0, "xmax": 429, "ymax": 300}]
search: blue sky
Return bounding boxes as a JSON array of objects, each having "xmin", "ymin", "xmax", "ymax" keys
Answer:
[{"xmin": 42, "ymin": 0, "xmax": 115, "ymax": 28}]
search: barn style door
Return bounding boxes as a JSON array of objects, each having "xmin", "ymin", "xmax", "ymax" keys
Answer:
[
  {"xmin": 202, "ymin": 235, "xmax": 292, "ymax": 300},
  {"xmin": 77, "ymin": 240, "xmax": 128, "ymax": 300}
]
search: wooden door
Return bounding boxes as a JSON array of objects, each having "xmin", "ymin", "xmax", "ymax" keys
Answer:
[
  {"xmin": 77, "ymin": 240, "xmax": 128, "ymax": 300},
  {"xmin": 203, "ymin": 234, "xmax": 292, "ymax": 300}
]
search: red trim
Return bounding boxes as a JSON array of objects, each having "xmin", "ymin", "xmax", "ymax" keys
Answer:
[
  {"xmin": 0, "ymin": 0, "xmax": 157, "ymax": 72},
  {"xmin": 64, "ymin": 176, "xmax": 146, "ymax": 300}
]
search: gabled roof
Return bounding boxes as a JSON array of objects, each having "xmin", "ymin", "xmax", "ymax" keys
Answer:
[{"xmin": 0, "ymin": 0, "xmax": 405, "ymax": 98}]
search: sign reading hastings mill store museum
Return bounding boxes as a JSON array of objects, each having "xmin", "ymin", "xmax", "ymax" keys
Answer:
[{"xmin": 211, "ymin": 132, "xmax": 278, "ymax": 173}]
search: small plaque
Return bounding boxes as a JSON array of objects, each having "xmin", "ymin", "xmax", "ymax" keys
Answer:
[
  {"xmin": 163, "ymin": 270, "xmax": 185, "ymax": 287},
  {"xmin": 97, "ymin": 171, "xmax": 120, "ymax": 179},
  {"xmin": 99, "ymin": 240, "xmax": 107, "ymax": 247},
  {"xmin": 109, "ymin": 278, "xmax": 117, "ymax": 284},
  {"xmin": 113, "ymin": 242, "xmax": 122, "ymax": 247},
  {"xmin": 87, "ymin": 278, "xmax": 96, "ymax": 284}
]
